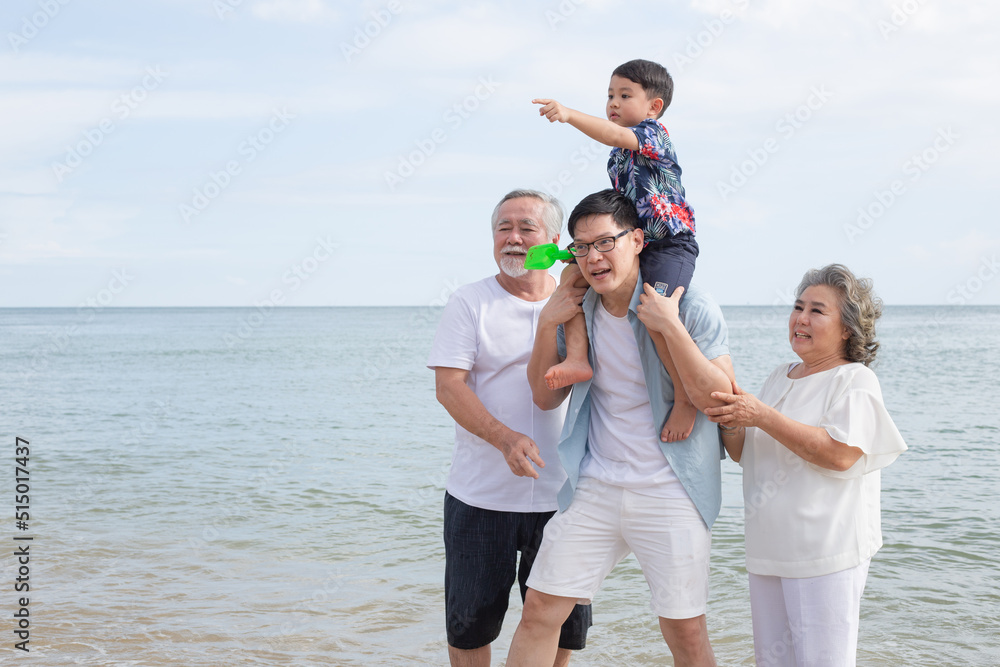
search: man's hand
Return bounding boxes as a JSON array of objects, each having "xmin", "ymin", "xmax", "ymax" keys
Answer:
[
  {"xmin": 532, "ymin": 98, "xmax": 574, "ymax": 124},
  {"xmin": 636, "ymin": 283, "xmax": 683, "ymax": 334},
  {"xmin": 539, "ymin": 270, "xmax": 588, "ymax": 329},
  {"xmin": 501, "ymin": 432, "xmax": 546, "ymax": 478},
  {"xmin": 528, "ymin": 274, "xmax": 586, "ymax": 411}
]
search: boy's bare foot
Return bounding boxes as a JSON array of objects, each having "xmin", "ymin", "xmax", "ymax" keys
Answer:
[
  {"xmin": 661, "ymin": 399, "xmax": 698, "ymax": 442},
  {"xmin": 544, "ymin": 360, "xmax": 593, "ymax": 390}
]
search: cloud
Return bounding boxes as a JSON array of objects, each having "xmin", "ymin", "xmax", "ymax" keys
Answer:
[
  {"xmin": 0, "ymin": 54, "xmax": 137, "ymax": 85},
  {"xmin": 0, "ymin": 194, "xmax": 140, "ymax": 263},
  {"xmin": 0, "ymin": 168, "xmax": 60, "ymax": 196},
  {"xmin": 251, "ymin": 0, "xmax": 338, "ymax": 22},
  {"xmin": 939, "ymin": 231, "xmax": 1000, "ymax": 269},
  {"xmin": 1, "ymin": 0, "xmax": 997, "ymax": 305},
  {"xmin": 362, "ymin": 7, "xmax": 535, "ymax": 71}
]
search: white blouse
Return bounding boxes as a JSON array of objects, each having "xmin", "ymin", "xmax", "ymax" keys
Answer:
[{"xmin": 741, "ymin": 362, "xmax": 907, "ymax": 578}]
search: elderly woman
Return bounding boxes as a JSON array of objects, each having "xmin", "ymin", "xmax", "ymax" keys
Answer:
[{"xmin": 706, "ymin": 264, "xmax": 907, "ymax": 667}]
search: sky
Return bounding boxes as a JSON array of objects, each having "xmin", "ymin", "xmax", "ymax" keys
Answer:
[{"xmin": 1, "ymin": 0, "xmax": 997, "ymax": 307}]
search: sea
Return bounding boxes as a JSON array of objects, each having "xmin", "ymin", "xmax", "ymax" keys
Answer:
[{"xmin": 1, "ymin": 304, "xmax": 998, "ymax": 666}]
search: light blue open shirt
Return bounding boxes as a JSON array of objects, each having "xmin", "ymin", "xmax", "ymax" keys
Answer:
[{"xmin": 555, "ymin": 276, "xmax": 730, "ymax": 529}]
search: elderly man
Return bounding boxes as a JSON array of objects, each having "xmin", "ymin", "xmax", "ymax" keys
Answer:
[
  {"xmin": 506, "ymin": 190, "xmax": 735, "ymax": 667},
  {"xmin": 427, "ymin": 189, "xmax": 592, "ymax": 667}
]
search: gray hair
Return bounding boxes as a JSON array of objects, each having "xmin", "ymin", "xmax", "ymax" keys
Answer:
[
  {"xmin": 490, "ymin": 189, "xmax": 564, "ymax": 240},
  {"xmin": 796, "ymin": 264, "xmax": 883, "ymax": 366}
]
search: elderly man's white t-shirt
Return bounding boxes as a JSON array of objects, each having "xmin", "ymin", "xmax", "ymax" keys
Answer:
[
  {"xmin": 427, "ymin": 276, "xmax": 569, "ymax": 513},
  {"xmin": 578, "ymin": 299, "xmax": 688, "ymax": 499}
]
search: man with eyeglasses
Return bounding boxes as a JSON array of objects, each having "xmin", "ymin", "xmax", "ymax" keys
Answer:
[
  {"xmin": 428, "ymin": 189, "xmax": 592, "ymax": 667},
  {"xmin": 506, "ymin": 189, "xmax": 735, "ymax": 667}
]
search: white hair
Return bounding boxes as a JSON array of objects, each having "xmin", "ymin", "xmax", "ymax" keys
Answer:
[{"xmin": 490, "ymin": 189, "xmax": 564, "ymax": 240}]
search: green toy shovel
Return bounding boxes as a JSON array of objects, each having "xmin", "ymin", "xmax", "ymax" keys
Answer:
[{"xmin": 524, "ymin": 244, "xmax": 573, "ymax": 270}]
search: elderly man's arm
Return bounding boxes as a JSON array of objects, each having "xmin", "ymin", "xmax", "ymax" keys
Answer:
[{"xmin": 435, "ymin": 367, "xmax": 546, "ymax": 479}]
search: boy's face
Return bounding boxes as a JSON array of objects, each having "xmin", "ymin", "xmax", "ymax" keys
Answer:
[{"xmin": 606, "ymin": 75, "xmax": 660, "ymax": 128}]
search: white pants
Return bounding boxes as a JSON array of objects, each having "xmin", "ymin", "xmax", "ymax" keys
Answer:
[
  {"xmin": 527, "ymin": 476, "xmax": 711, "ymax": 619},
  {"xmin": 748, "ymin": 559, "xmax": 871, "ymax": 667}
]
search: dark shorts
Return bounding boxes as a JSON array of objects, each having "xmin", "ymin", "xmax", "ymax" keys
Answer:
[
  {"xmin": 443, "ymin": 492, "xmax": 592, "ymax": 651},
  {"xmin": 640, "ymin": 232, "xmax": 699, "ymax": 298}
]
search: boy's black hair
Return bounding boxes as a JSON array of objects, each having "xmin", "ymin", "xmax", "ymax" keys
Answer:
[
  {"xmin": 612, "ymin": 59, "xmax": 673, "ymax": 118},
  {"xmin": 568, "ymin": 189, "xmax": 640, "ymax": 237}
]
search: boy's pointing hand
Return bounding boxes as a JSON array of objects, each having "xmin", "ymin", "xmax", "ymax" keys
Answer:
[{"xmin": 532, "ymin": 98, "xmax": 573, "ymax": 123}]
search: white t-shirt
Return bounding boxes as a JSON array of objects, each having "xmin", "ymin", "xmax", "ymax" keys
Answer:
[
  {"xmin": 742, "ymin": 362, "xmax": 907, "ymax": 578},
  {"xmin": 427, "ymin": 276, "xmax": 569, "ymax": 512},
  {"xmin": 578, "ymin": 300, "xmax": 686, "ymax": 498}
]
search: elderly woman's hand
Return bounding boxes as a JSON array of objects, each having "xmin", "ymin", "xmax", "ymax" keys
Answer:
[
  {"xmin": 636, "ymin": 283, "xmax": 683, "ymax": 333},
  {"xmin": 704, "ymin": 381, "xmax": 767, "ymax": 429}
]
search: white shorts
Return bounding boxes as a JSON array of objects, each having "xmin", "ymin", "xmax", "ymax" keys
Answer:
[
  {"xmin": 525, "ymin": 476, "xmax": 711, "ymax": 620},
  {"xmin": 748, "ymin": 558, "xmax": 871, "ymax": 667}
]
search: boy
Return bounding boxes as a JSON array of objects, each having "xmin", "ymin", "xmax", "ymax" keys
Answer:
[{"xmin": 532, "ymin": 59, "xmax": 699, "ymax": 442}]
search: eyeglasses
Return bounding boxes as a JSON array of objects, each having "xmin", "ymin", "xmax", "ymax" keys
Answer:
[{"xmin": 567, "ymin": 230, "xmax": 631, "ymax": 258}]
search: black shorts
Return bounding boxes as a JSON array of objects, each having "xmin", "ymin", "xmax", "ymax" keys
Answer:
[
  {"xmin": 443, "ymin": 492, "xmax": 592, "ymax": 650},
  {"xmin": 640, "ymin": 232, "xmax": 699, "ymax": 298}
]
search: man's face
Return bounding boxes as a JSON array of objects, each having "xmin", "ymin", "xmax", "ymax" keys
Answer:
[
  {"xmin": 572, "ymin": 213, "xmax": 643, "ymax": 295},
  {"xmin": 493, "ymin": 197, "xmax": 557, "ymax": 278}
]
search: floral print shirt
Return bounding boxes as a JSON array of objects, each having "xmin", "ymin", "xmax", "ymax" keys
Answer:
[{"xmin": 608, "ymin": 119, "xmax": 695, "ymax": 241}]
